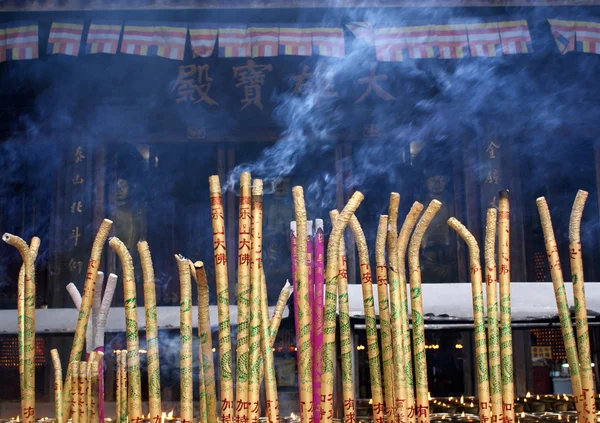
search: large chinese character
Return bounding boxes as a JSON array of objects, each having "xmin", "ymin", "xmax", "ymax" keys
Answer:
[
  {"xmin": 74, "ymin": 146, "xmax": 86, "ymax": 163},
  {"xmin": 485, "ymin": 141, "xmax": 501, "ymax": 159},
  {"xmin": 233, "ymin": 60, "xmax": 273, "ymax": 110},
  {"xmin": 292, "ymin": 65, "xmax": 312, "ymax": 96},
  {"xmin": 172, "ymin": 64, "xmax": 218, "ymax": 105},
  {"xmin": 485, "ymin": 169, "xmax": 500, "ymax": 185},
  {"xmin": 356, "ymin": 63, "xmax": 395, "ymax": 103}
]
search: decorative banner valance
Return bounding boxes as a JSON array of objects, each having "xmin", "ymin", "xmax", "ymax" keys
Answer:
[
  {"xmin": 48, "ymin": 20, "xmax": 83, "ymax": 56},
  {"xmin": 1, "ymin": 21, "xmax": 38, "ymax": 62},
  {"xmin": 121, "ymin": 22, "xmax": 187, "ymax": 60},
  {"xmin": 85, "ymin": 21, "xmax": 122, "ymax": 55},
  {"xmin": 549, "ymin": 19, "xmax": 600, "ymax": 54}
]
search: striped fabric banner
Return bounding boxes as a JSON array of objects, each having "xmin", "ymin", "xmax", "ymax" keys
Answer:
[
  {"xmin": 219, "ymin": 25, "xmax": 250, "ymax": 57},
  {"xmin": 311, "ymin": 26, "xmax": 345, "ymax": 57},
  {"xmin": 431, "ymin": 24, "xmax": 469, "ymax": 59},
  {"xmin": 466, "ymin": 22, "xmax": 502, "ymax": 57},
  {"xmin": 48, "ymin": 20, "xmax": 84, "ymax": 56},
  {"xmin": 249, "ymin": 24, "xmax": 279, "ymax": 57},
  {"xmin": 278, "ymin": 24, "xmax": 312, "ymax": 56},
  {"xmin": 121, "ymin": 22, "xmax": 156, "ymax": 56},
  {"xmin": 346, "ymin": 22, "xmax": 374, "ymax": 46},
  {"xmin": 154, "ymin": 23, "xmax": 187, "ymax": 60},
  {"xmin": 574, "ymin": 20, "xmax": 600, "ymax": 54},
  {"xmin": 404, "ymin": 25, "xmax": 437, "ymax": 59},
  {"xmin": 374, "ymin": 27, "xmax": 408, "ymax": 61},
  {"xmin": 548, "ymin": 19, "xmax": 575, "ymax": 54},
  {"xmin": 86, "ymin": 21, "xmax": 122, "ymax": 54},
  {"xmin": 0, "ymin": 25, "xmax": 5, "ymax": 63},
  {"xmin": 5, "ymin": 21, "xmax": 38, "ymax": 61},
  {"xmin": 498, "ymin": 20, "xmax": 533, "ymax": 54},
  {"xmin": 189, "ymin": 24, "xmax": 218, "ymax": 58}
]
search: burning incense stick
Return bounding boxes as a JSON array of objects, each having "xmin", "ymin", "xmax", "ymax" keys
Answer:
[
  {"xmin": 292, "ymin": 186, "xmax": 313, "ymax": 423},
  {"xmin": 408, "ymin": 200, "xmax": 441, "ymax": 423},
  {"xmin": 313, "ymin": 218, "xmax": 325, "ymax": 423},
  {"xmin": 376, "ymin": 216, "xmax": 395, "ymax": 423},
  {"xmin": 536, "ymin": 197, "xmax": 582, "ymax": 406},
  {"xmin": 260, "ymin": 272, "xmax": 280, "ymax": 423},
  {"xmin": 447, "ymin": 217, "xmax": 490, "ymax": 423},
  {"xmin": 138, "ymin": 241, "xmax": 161, "ymax": 421},
  {"xmin": 95, "ymin": 274, "xmax": 116, "ymax": 423},
  {"xmin": 189, "ymin": 263, "xmax": 207, "ymax": 423},
  {"xmin": 63, "ymin": 219, "xmax": 112, "ymax": 418},
  {"xmin": 90, "ymin": 360, "xmax": 99, "ymax": 423},
  {"xmin": 208, "ymin": 175, "xmax": 234, "ymax": 423},
  {"xmin": 80, "ymin": 361, "xmax": 88, "ymax": 423},
  {"xmin": 109, "ymin": 237, "xmax": 142, "ymax": 421},
  {"xmin": 236, "ymin": 171, "xmax": 252, "ymax": 416},
  {"xmin": 51, "ymin": 349, "xmax": 63, "ymax": 423},
  {"xmin": 387, "ymin": 194, "xmax": 406, "ymax": 423},
  {"xmin": 67, "ymin": 283, "xmax": 83, "ymax": 311},
  {"xmin": 3, "ymin": 233, "xmax": 37, "ymax": 423},
  {"xmin": 176, "ymin": 255, "xmax": 194, "ymax": 423},
  {"xmin": 349, "ymin": 214, "xmax": 384, "ymax": 423},
  {"xmin": 484, "ymin": 209, "xmax": 502, "ymax": 423},
  {"xmin": 270, "ymin": 281, "xmax": 293, "ymax": 343},
  {"xmin": 321, "ymin": 192, "xmax": 364, "ymax": 423},
  {"xmin": 89, "ymin": 272, "xmax": 104, "ymax": 355},
  {"xmin": 397, "ymin": 202, "xmax": 424, "ymax": 423},
  {"xmin": 569, "ymin": 190, "xmax": 596, "ymax": 421},
  {"xmin": 330, "ymin": 211, "xmax": 355, "ymax": 423},
  {"xmin": 195, "ymin": 262, "xmax": 218, "ymax": 423},
  {"xmin": 497, "ymin": 190, "xmax": 514, "ymax": 423},
  {"xmin": 72, "ymin": 361, "xmax": 80, "ymax": 423}
]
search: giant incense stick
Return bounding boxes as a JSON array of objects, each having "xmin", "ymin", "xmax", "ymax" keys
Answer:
[
  {"xmin": 236, "ymin": 171, "xmax": 252, "ymax": 416},
  {"xmin": 349, "ymin": 214, "xmax": 384, "ymax": 423},
  {"xmin": 484, "ymin": 209, "xmax": 502, "ymax": 423},
  {"xmin": 307, "ymin": 220, "xmax": 315, "ymax": 360},
  {"xmin": 63, "ymin": 219, "xmax": 112, "ymax": 417},
  {"xmin": 447, "ymin": 217, "xmax": 490, "ymax": 423},
  {"xmin": 177, "ymin": 255, "xmax": 194, "ymax": 423},
  {"xmin": 270, "ymin": 280, "xmax": 293, "ymax": 343},
  {"xmin": 195, "ymin": 262, "xmax": 218, "ymax": 423},
  {"xmin": 260, "ymin": 272, "xmax": 280, "ymax": 423},
  {"xmin": 408, "ymin": 200, "xmax": 441, "ymax": 423},
  {"xmin": 189, "ymin": 259, "xmax": 207, "ymax": 423},
  {"xmin": 497, "ymin": 190, "xmax": 514, "ymax": 423},
  {"xmin": 80, "ymin": 361, "xmax": 88, "ymax": 423},
  {"xmin": 290, "ymin": 221, "xmax": 301, "ymax": 389},
  {"xmin": 396, "ymin": 202, "xmax": 424, "ymax": 423},
  {"xmin": 248, "ymin": 180, "xmax": 265, "ymax": 423},
  {"xmin": 51, "ymin": 349, "xmax": 63, "ymax": 423},
  {"xmin": 95, "ymin": 274, "xmax": 117, "ymax": 423},
  {"xmin": 208, "ymin": 175, "xmax": 234, "ymax": 423},
  {"xmin": 330, "ymin": 211, "xmax": 355, "ymax": 423},
  {"xmin": 313, "ymin": 218, "xmax": 325, "ymax": 423},
  {"xmin": 536, "ymin": 197, "xmax": 582, "ymax": 405},
  {"xmin": 89, "ymin": 272, "xmax": 104, "ymax": 355},
  {"xmin": 376, "ymin": 216, "xmax": 395, "ymax": 423},
  {"xmin": 109, "ymin": 237, "xmax": 142, "ymax": 421},
  {"xmin": 118, "ymin": 351, "xmax": 128, "ymax": 423},
  {"xmin": 3, "ymin": 233, "xmax": 37, "ymax": 423},
  {"xmin": 138, "ymin": 241, "xmax": 161, "ymax": 422},
  {"xmin": 116, "ymin": 354, "xmax": 121, "ymax": 423},
  {"xmin": 90, "ymin": 360, "xmax": 99, "ymax": 423},
  {"xmin": 321, "ymin": 192, "xmax": 364, "ymax": 423},
  {"xmin": 72, "ymin": 361, "xmax": 80, "ymax": 423},
  {"xmin": 292, "ymin": 186, "xmax": 313, "ymax": 423},
  {"xmin": 387, "ymin": 194, "xmax": 407, "ymax": 423},
  {"xmin": 569, "ymin": 190, "xmax": 596, "ymax": 422}
]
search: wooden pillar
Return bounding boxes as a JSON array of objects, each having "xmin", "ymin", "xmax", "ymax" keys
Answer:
[{"xmin": 226, "ymin": 147, "xmax": 237, "ymax": 302}]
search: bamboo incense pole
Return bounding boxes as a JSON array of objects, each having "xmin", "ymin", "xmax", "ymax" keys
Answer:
[
  {"xmin": 397, "ymin": 203, "xmax": 424, "ymax": 423},
  {"xmin": 387, "ymin": 194, "xmax": 407, "ymax": 423},
  {"xmin": 497, "ymin": 191, "xmax": 514, "ymax": 423},
  {"xmin": 376, "ymin": 216, "xmax": 395, "ymax": 423},
  {"xmin": 51, "ymin": 349, "xmax": 63, "ymax": 423},
  {"xmin": 313, "ymin": 218, "xmax": 325, "ymax": 423},
  {"xmin": 80, "ymin": 361, "xmax": 88, "ymax": 423},
  {"xmin": 118, "ymin": 351, "xmax": 128, "ymax": 423},
  {"xmin": 321, "ymin": 192, "xmax": 364, "ymax": 423},
  {"xmin": 569, "ymin": 190, "xmax": 596, "ymax": 421},
  {"xmin": 96, "ymin": 274, "xmax": 117, "ymax": 423},
  {"xmin": 408, "ymin": 200, "xmax": 441, "ymax": 423},
  {"xmin": 72, "ymin": 361, "xmax": 80, "ymax": 423},
  {"xmin": 89, "ymin": 272, "xmax": 105, "ymax": 355},
  {"xmin": 109, "ymin": 237, "xmax": 143, "ymax": 421},
  {"xmin": 330, "ymin": 211, "xmax": 355, "ymax": 423},
  {"xmin": 63, "ymin": 219, "xmax": 112, "ymax": 418},
  {"xmin": 90, "ymin": 360, "xmax": 99, "ymax": 423},
  {"xmin": 138, "ymin": 241, "xmax": 161, "ymax": 421},
  {"xmin": 260, "ymin": 272, "xmax": 281, "ymax": 423},
  {"xmin": 484, "ymin": 209, "xmax": 502, "ymax": 423},
  {"xmin": 236, "ymin": 171, "xmax": 252, "ymax": 417},
  {"xmin": 536, "ymin": 197, "xmax": 582, "ymax": 406},
  {"xmin": 116, "ymin": 353, "xmax": 121, "ymax": 423},
  {"xmin": 292, "ymin": 186, "xmax": 313, "ymax": 423},
  {"xmin": 195, "ymin": 262, "xmax": 218, "ymax": 423},
  {"xmin": 176, "ymin": 255, "xmax": 194, "ymax": 423},
  {"xmin": 209, "ymin": 175, "xmax": 234, "ymax": 423},
  {"xmin": 270, "ymin": 281, "xmax": 293, "ymax": 343},
  {"xmin": 349, "ymin": 214, "xmax": 384, "ymax": 423},
  {"xmin": 3, "ymin": 233, "xmax": 36, "ymax": 423},
  {"xmin": 447, "ymin": 217, "xmax": 490, "ymax": 423}
]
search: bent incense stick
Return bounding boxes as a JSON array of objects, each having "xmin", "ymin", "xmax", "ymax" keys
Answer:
[
  {"xmin": 498, "ymin": 190, "xmax": 514, "ymax": 423},
  {"xmin": 448, "ymin": 216, "xmax": 491, "ymax": 423},
  {"xmin": 569, "ymin": 190, "xmax": 596, "ymax": 422},
  {"xmin": 321, "ymin": 192, "xmax": 364, "ymax": 423},
  {"xmin": 536, "ymin": 197, "xmax": 582, "ymax": 411},
  {"xmin": 408, "ymin": 200, "xmax": 441, "ymax": 423},
  {"xmin": 270, "ymin": 280, "xmax": 293, "ymax": 343}
]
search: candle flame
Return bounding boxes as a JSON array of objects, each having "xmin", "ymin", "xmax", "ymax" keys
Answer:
[
  {"xmin": 140, "ymin": 349, "xmax": 147, "ymax": 354},
  {"xmin": 536, "ymin": 395, "xmax": 540, "ymax": 400},
  {"xmin": 460, "ymin": 395, "xmax": 464, "ymax": 404},
  {"xmin": 521, "ymin": 412, "xmax": 525, "ymax": 418},
  {"xmin": 290, "ymin": 413, "xmax": 297, "ymax": 420},
  {"xmin": 428, "ymin": 392, "xmax": 432, "ymax": 401},
  {"xmin": 369, "ymin": 399, "xmax": 373, "ymax": 405},
  {"xmin": 526, "ymin": 392, "xmax": 531, "ymax": 398},
  {"xmin": 161, "ymin": 412, "xmax": 167, "ymax": 423},
  {"xmin": 469, "ymin": 403, "xmax": 474, "ymax": 407},
  {"xmin": 168, "ymin": 410, "xmax": 174, "ymax": 418},
  {"xmin": 461, "ymin": 412, "xmax": 465, "ymax": 417},
  {"xmin": 558, "ymin": 415, "xmax": 562, "ymax": 420}
]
